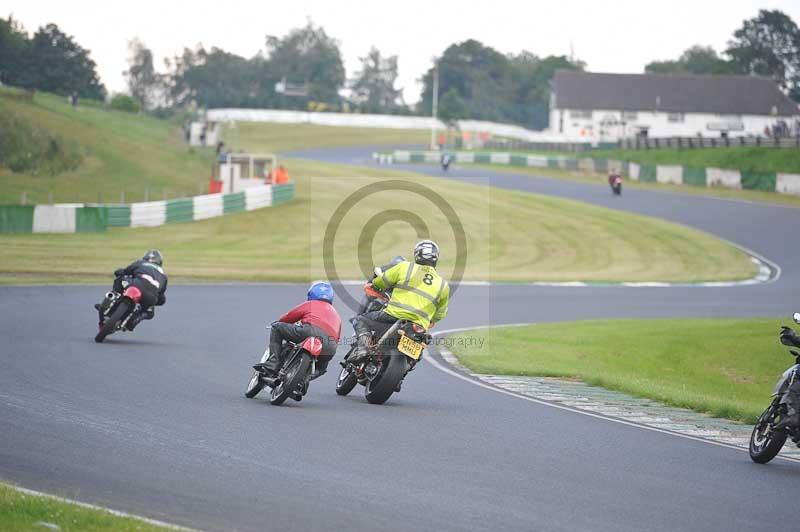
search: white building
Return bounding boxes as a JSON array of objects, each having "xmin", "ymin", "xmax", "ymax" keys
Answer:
[{"xmin": 550, "ymin": 71, "xmax": 799, "ymax": 141}]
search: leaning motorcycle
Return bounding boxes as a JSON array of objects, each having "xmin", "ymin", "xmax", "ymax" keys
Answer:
[
  {"xmin": 609, "ymin": 174, "xmax": 623, "ymax": 195},
  {"xmin": 336, "ymin": 279, "xmax": 430, "ymax": 405},
  {"xmin": 245, "ymin": 325, "xmax": 324, "ymax": 406},
  {"xmin": 749, "ymin": 312, "xmax": 800, "ymax": 464},
  {"xmin": 94, "ymin": 278, "xmax": 146, "ymax": 343}
]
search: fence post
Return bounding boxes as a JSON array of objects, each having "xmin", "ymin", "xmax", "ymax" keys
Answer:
[
  {"xmin": 120, "ymin": 190, "xmax": 125, "ymax": 204},
  {"xmin": 757, "ymin": 136, "xmax": 761, "ymax": 147},
  {"xmin": 21, "ymin": 191, "xmax": 27, "ymax": 205}
]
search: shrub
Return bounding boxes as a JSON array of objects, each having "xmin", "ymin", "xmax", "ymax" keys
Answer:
[{"xmin": 109, "ymin": 94, "xmax": 140, "ymax": 113}]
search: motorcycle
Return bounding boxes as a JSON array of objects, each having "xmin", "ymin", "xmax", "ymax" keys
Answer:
[
  {"xmin": 94, "ymin": 277, "xmax": 147, "ymax": 343},
  {"xmin": 441, "ymin": 153, "xmax": 452, "ymax": 172},
  {"xmin": 336, "ymin": 274, "xmax": 431, "ymax": 404},
  {"xmin": 749, "ymin": 312, "xmax": 800, "ymax": 464},
  {"xmin": 609, "ymin": 174, "xmax": 623, "ymax": 195},
  {"xmin": 244, "ymin": 325, "xmax": 324, "ymax": 406}
]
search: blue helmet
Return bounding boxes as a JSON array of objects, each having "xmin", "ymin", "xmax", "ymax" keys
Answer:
[{"xmin": 307, "ymin": 281, "xmax": 334, "ymax": 303}]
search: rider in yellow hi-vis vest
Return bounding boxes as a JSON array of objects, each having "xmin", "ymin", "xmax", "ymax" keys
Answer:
[{"xmin": 350, "ymin": 240, "xmax": 449, "ymax": 364}]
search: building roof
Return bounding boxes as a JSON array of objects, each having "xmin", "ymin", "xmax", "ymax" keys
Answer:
[{"xmin": 552, "ymin": 70, "xmax": 799, "ymax": 116}]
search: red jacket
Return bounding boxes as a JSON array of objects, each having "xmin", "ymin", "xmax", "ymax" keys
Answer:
[{"xmin": 279, "ymin": 300, "xmax": 342, "ymax": 342}]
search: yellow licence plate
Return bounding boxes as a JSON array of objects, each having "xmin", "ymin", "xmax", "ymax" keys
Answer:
[{"xmin": 398, "ymin": 335, "xmax": 424, "ymax": 360}]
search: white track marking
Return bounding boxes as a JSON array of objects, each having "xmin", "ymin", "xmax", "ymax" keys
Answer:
[{"xmin": 7, "ymin": 485, "xmax": 198, "ymax": 531}]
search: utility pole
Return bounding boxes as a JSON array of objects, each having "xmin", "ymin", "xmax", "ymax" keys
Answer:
[{"xmin": 430, "ymin": 61, "xmax": 439, "ymax": 150}]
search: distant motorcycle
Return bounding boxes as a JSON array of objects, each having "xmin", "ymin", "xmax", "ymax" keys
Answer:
[
  {"xmin": 749, "ymin": 312, "xmax": 800, "ymax": 463},
  {"xmin": 609, "ymin": 174, "xmax": 623, "ymax": 195},
  {"xmin": 336, "ymin": 274, "xmax": 431, "ymax": 404},
  {"xmin": 441, "ymin": 153, "xmax": 452, "ymax": 172},
  {"xmin": 94, "ymin": 277, "xmax": 148, "ymax": 343},
  {"xmin": 244, "ymin": 325, "xmax": 324, "ymax": 406}
]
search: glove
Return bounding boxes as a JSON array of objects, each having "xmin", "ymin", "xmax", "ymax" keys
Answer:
[
  {"xmin": 114, "ymin": 268, "xmax": 125, "ymax": 277},
  {"xmin": 780, "ymin": 327, "xmax": 800, "ymax": 347}
]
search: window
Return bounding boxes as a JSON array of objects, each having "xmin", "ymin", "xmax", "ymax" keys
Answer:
[
  {"xmin": 667, "ymin": 113, "xmax": 685, "ymax": 123},
  {"xmin": 622, "ymin": 111, "xmax": 637, "ymax": 121},
  {"xmin": 570, "ymin": 110, "xmax": 592, "ymax": 120}
]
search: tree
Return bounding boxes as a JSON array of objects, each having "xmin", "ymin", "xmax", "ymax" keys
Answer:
[
  {"xmin": 0, "ymin": 16, "xmax": 29, "ymax": 86},
  {"xmin": 26, "ymin": 24, "xmax": 105, "ymax": 99},
  {"xmin": 646, "ymin": 45, "xmax": 736, "ymax": 75},
  {"xmin": 125, "ymin": 39, "xmax": 163, "ymax": 110},
  {"xmin": 726, "ymin": 9, "xmax": 800, "ymax": 100},
  {"xmin": 265, "ymin": 21, "xmax": 345, "ymax": 107},
  {"xmin": 350, "ymin": 47, "xmax": 403, "ymax": 113},
  {"xmin": 419, "ymin": 40, "xmax": 583, "ymax": 129},
  {"xmin": 437, "ymin": 88, "xmax": 467, "ymax": 124}
]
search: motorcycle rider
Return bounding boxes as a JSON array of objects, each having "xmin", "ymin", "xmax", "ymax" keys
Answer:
[
  {"xmin": 777, "ymin": 326, "xmax": 800, "ymax": 428},
  {"xmin": 95, "ymin": 249, "xmax": 167, "ymax": 329},
  {"xmin": 258, "ymin": 282, "xmax": 342, "ymax": 381},
  {"xmin": 357, "ymin": 255, "xmax": 406, "ymax": 314},
  {"xmin": 349, "ymin": 240, "xmax": 449, "ymax": 364}
]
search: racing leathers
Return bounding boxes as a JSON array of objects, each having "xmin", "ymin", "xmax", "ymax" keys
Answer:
[{"xmin": 99, "ymin": 260, "xmax": 168, "ymax": 328}]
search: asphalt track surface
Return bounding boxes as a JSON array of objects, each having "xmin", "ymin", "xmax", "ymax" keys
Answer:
[{"xmin": 2, "ymin": 146, "xmax": 800, "ymax": 531}]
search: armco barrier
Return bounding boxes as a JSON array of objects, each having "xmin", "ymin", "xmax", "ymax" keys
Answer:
[
  {"xmin": 1, "ymin": 183, "xmax": 295, "ymax": 233},
  {"xmin": 377, "ymin": 150, "xmax": 800, "ymax": 197}
]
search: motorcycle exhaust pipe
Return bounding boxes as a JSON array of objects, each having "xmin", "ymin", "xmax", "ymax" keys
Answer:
[{"xmin": 105, "ymin": 292, "xmax": 116, "ymax": 300}]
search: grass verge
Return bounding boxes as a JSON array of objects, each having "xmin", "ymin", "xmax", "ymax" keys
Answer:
[
  {"xmin": 0, "ymin": 483, "xmax": 173, "ymax": 531},
  {"xmin": 447, "ymin": 318, "xmax": 797, "ymax": 423},
  {"xmin": 0, "ymin": 159, "xmax": 756, "ymax": 284}
]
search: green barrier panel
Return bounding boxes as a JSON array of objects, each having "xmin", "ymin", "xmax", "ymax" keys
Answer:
[
  {"xmin": 564, "ymin": 158, "xmax": 578, "ymax": 170},
  {"xmin": 547, "ymin": 158, "xmax": 559, "ymax": 168},
  {"xmin": 223, "ymin": 191, "xmax": 246, "ymax": 214},
  {"xmin": 0, "ymin": 205, "xmax": 34, "ymax": 233},
  {"xmin": 410, "ymin": 153, "xmax": 425, "ymax": 163},
  {"xmin": 166, "ymin": 198, "xmax": 193, "ymax": 223},
  {"xmin": 639, "ymin": 164, "xmax": 657, "ymax": 182},
  {"xmin": 475, "ymin": 153, "xmax": 491, "ymax": 164},
  {"xmin": 597, "ymin": 142, "xmax": 618, "ymax": 150},
  {"xmin": 741, "ymin": 171, "xmax": 777, "ymax": 191},
  {"xmin": 272, "ymin": 184, "xmax": 295, "ymax": 205},
  {"xmin": 106, "ymin": 205, "xmax": 131, "ymax": 227},
  {"xmin": 593, "ymin": 159, "xmax": 608, "ymax": 173},
  {"xmin": 75, "ymin": 207, "xmax": 107, "ymax": 232},
  {"xmin": 510, "ymin": 155, "xmax": 527, "ymax": 167},
  {"xmin": 683, "ymin": 166, "xmax": 707, "ymax": 187}
]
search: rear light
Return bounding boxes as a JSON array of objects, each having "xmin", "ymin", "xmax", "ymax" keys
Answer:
[{"xmin": 123, "ymin": 286, "xmax": 142, "ymax": 304}]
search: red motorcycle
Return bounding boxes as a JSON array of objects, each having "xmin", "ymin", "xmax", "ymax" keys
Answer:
[
  {"xmin": 244, "ymin": 326, "xmax": 325, "ymax": 405},
  {"xmin": 609, "ymin": 174, "xmax": 623, "ymax": 195},
  {"xmin": 94, "ymin": 280, "xmax": 145, "ymax": 343}
]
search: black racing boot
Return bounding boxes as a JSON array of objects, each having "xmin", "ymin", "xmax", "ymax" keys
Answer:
[
  {"xmin": 142, "ymin": 307, "xmax": 155, "ymax": 320},
  {"xmin": 348, "ymin": 334, "xmax": 371, "ymax": 365}
]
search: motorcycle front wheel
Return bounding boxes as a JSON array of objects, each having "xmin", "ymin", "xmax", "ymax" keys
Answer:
[{"xmin": 749, "ymin": 401, "xmax": 788, "ymax": 464}]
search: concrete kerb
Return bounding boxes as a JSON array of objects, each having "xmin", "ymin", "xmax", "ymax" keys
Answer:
[{"xmin": 426, "ymin": 324, "xmax": 800, "ymax": 464}]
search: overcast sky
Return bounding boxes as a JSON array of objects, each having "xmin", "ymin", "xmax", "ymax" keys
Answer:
[{"xmin": 7, "ymin": 0, "xmax": 800, "ymax": 103}]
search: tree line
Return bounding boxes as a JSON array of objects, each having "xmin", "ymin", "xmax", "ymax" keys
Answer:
[{"xmin": 1, "ymin": 9, "xmax": 798, "ymax": 129}]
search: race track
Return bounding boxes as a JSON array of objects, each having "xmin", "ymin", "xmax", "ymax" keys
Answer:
[{"xmin": 2, "ymin": 147, "xmax": 800, "ymax": 531}]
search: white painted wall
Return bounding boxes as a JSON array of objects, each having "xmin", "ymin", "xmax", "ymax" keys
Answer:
[{"xmin": 550, "ymin": 107, "xmax": 799, "ymax": 140}]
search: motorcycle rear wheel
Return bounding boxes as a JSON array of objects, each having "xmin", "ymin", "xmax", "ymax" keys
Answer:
[
  {"xmin": 270, "ymin": 352, "xmax": 311, "ymax": 406},
  {"xmin": 749, "ymin": 402, "xmax": 788, "ymax": 464},
  {"xmin": 365, "ymin": 353, "xmax": 408, "ymax": 405},
  {"xmin": 94, "ymin": 301, "xmax": 129, "ymax": 343}
]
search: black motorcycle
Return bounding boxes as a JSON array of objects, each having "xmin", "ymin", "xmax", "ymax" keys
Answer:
[
  {"xmin": 245, "ymin": 326, "xmax": 324, "ymax": 406},
  {"xmin": 336, "ymin": 281, "xmax": 430, "ymax": 405},
  {"xmin": 94, "ymin": 278, "xmax": 147, "ymax": 343},
  {"xmin": 749, "ymin": 312, "xmax": 800, "ymax": 464}
]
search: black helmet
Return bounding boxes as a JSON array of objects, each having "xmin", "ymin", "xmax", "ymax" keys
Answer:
[
  {"xmin": 413, "ymin": 240, "xmax": 439, "ymax": 267},
  {"xmin": 143, "ymin": 249, "xmax": 163, "ymax": 266}
]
